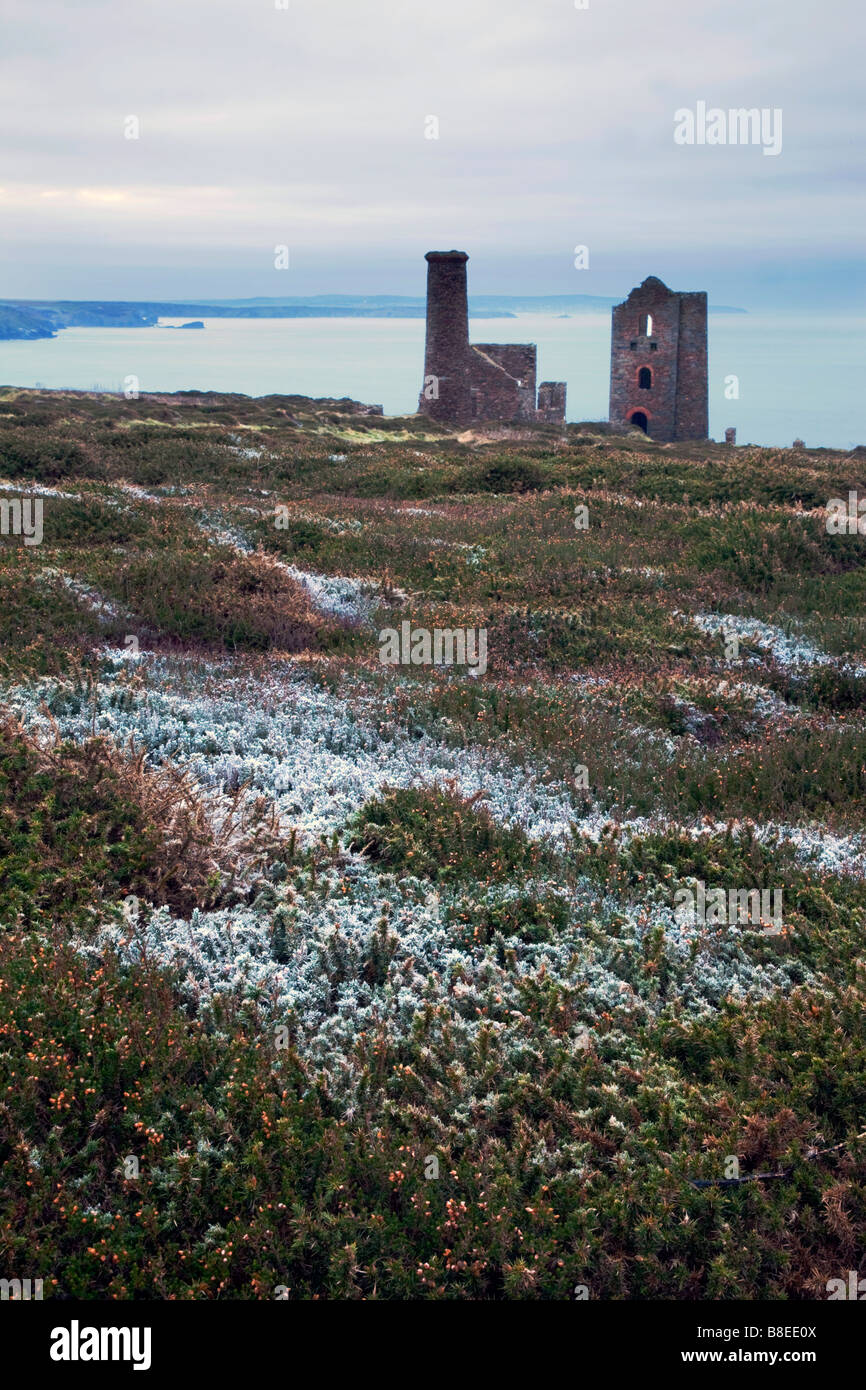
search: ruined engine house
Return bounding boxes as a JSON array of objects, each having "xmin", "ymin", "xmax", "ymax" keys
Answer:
[
  {"xmin": 417, "ymin": 250, "xmax": 566, "ymax": 427},
  {"xmin": 608, "ymin": 276, "xmax": 708, "ymax": 442}
]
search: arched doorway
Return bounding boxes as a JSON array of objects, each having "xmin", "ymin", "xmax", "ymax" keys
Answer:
[{"xmin": 630, "ymin": 410, "xmax": 648, "ymax": 433}]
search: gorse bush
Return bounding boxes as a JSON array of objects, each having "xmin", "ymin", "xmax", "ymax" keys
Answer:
[
  {"xmin": 446, "ymin": 889, "xmax": 569, "ymax": 946},
  {"xmin": 277, "ymin": 518, "xmax": 326, "ymax": 553},
  {"xmin": 458, "ymin": 458, "xmax": 554, "ymax": 494},
  {"xmin": 682, "ymin": 512, "xmax": 862, "ymax": 597},
  {"xmin": 1, "ymin": 928, "xmax": 863, "ymax": 1299},
  {"xmin": 347, "ymin": 782, "xmax": 549, "ymax": 882},
  {"xmin": 99, "ymin": 427, "xmax": 237, "ymax": 486},
  {"xmin": 42, "ymin": 495, "xmax": 150, "ymax": 547},
  {"xmin": 570, "ymin": 821, "xmax": 866, "ymax": 978},
  {"xmin": 0, "ymin": 717, "xmax": 158, "ymax": 931},
  {"xmin": 767, "ymin": 661, "xmax": 866, "ymax": 713},
  {"xmin": 106, "ymin": 547, "xmax": 351, "ymax": 653},
  {"xmin": 0, "ymin": 570, "xmax": 111, "ymax": 679},
  {"xmin": 0, "ymin": 430, "xmax": 91, "ymax": 480},
  {"xmin": 0, "ymin": 717, "xmax": 281, "ymax": 925}
]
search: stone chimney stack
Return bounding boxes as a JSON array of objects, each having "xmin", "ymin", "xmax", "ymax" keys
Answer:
[{"xmin": 418, "ymin": 250, "xmax": 471, "ymax": 424}]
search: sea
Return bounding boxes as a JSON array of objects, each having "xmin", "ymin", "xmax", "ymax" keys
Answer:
[{"xmin": 1, "ymin": 311, "xmax": 863, "ymax": 450}]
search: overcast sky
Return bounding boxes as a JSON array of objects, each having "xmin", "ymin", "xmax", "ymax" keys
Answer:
[{"xmin": 1, "ymin": 0, "xmax": 863, "ymax": 308}]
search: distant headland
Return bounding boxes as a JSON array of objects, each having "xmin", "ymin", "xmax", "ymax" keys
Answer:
[{"xmin": 0, "ymin": 294, "xmax": 746, "ymax": 342}]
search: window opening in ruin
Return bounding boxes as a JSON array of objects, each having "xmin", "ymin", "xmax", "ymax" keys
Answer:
[{"xmin": 638, "ymin": 367, "xmax": 652, "ymax": 389}]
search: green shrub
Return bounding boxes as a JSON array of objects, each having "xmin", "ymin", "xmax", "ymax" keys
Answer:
[
  {"xmin": 0, "ymin": 432, "xmax": 90, "ymax": 481},
  {"xmin": 347, "ymin": 783, "xmax": 549, "ymax": 883},
  {"xmin": 446, "ymin": 890, "xmax": 569, "ymax": 946},
  {"xmin": 459, "ymin": 458, "xmax": 552, "ymax": 494}
]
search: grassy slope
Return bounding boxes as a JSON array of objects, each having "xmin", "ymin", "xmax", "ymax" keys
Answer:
[{"xmin": 0, "ymin": 387, "xmax": 864, "ymax": 1299}]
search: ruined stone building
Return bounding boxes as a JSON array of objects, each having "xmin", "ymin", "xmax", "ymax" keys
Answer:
[
  {"xmin": 417, "ymin": 251, "xmax": 566, "ymax": 426},
  {"xmin": 609, "ymin": 276, "xmax": 708, "ymax": 442}
]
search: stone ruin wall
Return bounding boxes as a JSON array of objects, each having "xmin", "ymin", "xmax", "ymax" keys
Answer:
[
  {"xmin": 609, "ymin": 277, "xmax": 708, "ymax": 443},
  {"xmin": 418, "ymin": 250, "xmax": 566, "ymax": 426},
  {"xmin": 469, "ymin": 343, "xmax": 538, "ymax": 423}
]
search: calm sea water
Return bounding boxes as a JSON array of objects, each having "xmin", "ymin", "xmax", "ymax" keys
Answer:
[{"xmin": 1, "ymin": 311, "xmax": 863, "ymax": 449}]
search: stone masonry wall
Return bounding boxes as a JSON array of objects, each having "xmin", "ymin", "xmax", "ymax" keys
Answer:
[
  {"xmin": 674, "ymin": 292, "xmax": 709, "ymax": 440},
  {"xmin": 417, "ymin": 251, "xmax": 472, "ymax": 425},
  {"xmin": 536, "ymin": 381, "xmax": 567, "ymax": 423},
  {"xmin": 417, "ymin": 251, "xmax": 566, "ymax": 427},
  {"xmin": 609, "ymin": 276, "xmax": 708, "ymax": 443},
  {"xmin": 469, "ymin": 343, "xmax": 537, "ymax": 422}
]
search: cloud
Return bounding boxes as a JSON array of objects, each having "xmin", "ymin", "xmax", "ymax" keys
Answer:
[{"xmin": 0, "ymin": 0, "xmax": 862, "ymax": 303}]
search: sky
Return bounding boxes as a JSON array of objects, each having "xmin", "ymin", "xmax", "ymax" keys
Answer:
[{"xmin": 1, "ymin": 0, "xmax": 863, "ymax": 310}]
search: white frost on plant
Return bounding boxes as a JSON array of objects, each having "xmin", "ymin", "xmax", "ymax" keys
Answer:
[
  {"xmin": 0, "ymin": 479, "xmax": 80, "ymax": 499},
  {"xmin": 573, "ymin": 813, "xmax": 866, "ymax": 880},
  {"xmin": 35, "ymin": 569, "xmax": 132, "ymax": 623},
  {"xmin": 79, "ymin": 853, "xmax": 809, "ymax": 1107},
  {"xmin": 1, "ymin": 648, "xmax": 838, "ymax": 1110},
  {"xmin": 280, "ymin": 565, "xmax": 383, "ymax": 621},
  {"xmin": 116, "ymin": 482, "xmax": 170, "ymax": 505},
  {"xmin": 196, "ymin": 510, "xmax": 399, "ymax": 619},
  {"xmin": 5, "ymin": 653, "xmax": 585, "ymax": 847},
  {"xmin": 680, "ymin": 610, "xmax": 866, "ymax": 676},
  {"xmin": 8, "ymin": 653, "xmax": 864, "ymax": 879}
]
